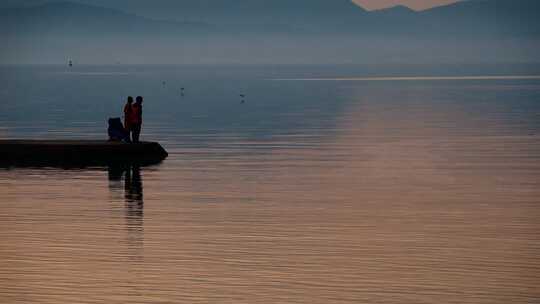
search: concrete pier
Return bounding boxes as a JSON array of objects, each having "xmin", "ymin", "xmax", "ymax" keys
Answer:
[{"xmin": 0, "ymin": 140, "xmax": 168, "ymax": 167}]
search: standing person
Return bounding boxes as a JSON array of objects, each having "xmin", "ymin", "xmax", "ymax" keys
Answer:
[
  {"xmin": 123, "ymin": 96, "xmax": 134, "ymax": 142},
  {"xmin": 132, "ymin": 96, "xmax": 143, "ymax": 143}
]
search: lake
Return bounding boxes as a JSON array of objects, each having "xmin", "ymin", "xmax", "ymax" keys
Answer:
[{"xmin": 1, "ymin": 64, "xmax": 539, "ymax": 303}]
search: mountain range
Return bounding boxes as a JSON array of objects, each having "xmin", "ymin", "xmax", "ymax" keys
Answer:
[{"xmin": 1, "ymin": 0, "xmax": 539, "ymax": 64}]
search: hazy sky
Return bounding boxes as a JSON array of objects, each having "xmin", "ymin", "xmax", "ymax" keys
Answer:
[
  {"xmin": 0, "ymin": 0, "xmax": 463, "ymax": 11},
  {"xmin": 1, "ymin": 0, "xmax": 463, "ymax": 11},
  {"xmin": 353, "ymin": 0, "xmax": 460, "ymax": 10}
]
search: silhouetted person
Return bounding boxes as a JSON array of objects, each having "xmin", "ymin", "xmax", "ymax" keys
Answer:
[
  {"xmin": 132, "ymin": 96, "xmax": 143, "ymax": 143},
  {"xmin": 123, "ymin": 96, "xmax": 134, "ymax": 143}
]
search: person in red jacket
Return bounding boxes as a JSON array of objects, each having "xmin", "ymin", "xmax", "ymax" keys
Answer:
[{"xmin": 131, "ymin": 96, "xmax": 143, "ymax": 143}]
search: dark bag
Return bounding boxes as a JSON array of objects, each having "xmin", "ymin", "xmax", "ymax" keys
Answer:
[{"xmin": 108, "ymin": 117, "xmax": 128, "ymax": 141}]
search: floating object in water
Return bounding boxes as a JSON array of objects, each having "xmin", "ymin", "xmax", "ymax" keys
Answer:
[
  {"xmin": 162, "ymin": 81, "xmax": 166, "ymax": 86},
  {"xmin": 0, "ymin": 140, "xmax": 168, "ymax": 167},
  {"xmin": 240, "ymin": 94, "xmax": 246, "ymax": 103},
  {"xmin": 68, "ymin": 59, "xmax": 73, "ymax": 67},
  {"xmin": 180, "ymin": 87, "xmax": 185, "ymax": 96}
]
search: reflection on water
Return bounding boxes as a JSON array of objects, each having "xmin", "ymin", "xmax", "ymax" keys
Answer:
[
  {"xmin": 108, "ymin": 165, "xmax": 144, "ymax": 260},
  {"xmin": 0, "ymin": 65, "xmax": 540, "ymax": 303}
]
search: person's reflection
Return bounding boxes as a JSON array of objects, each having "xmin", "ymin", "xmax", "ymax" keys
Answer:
[
  {"xmin": 108, "ymin": 164, "xmax": 144, "ymax": 260},
  {"xmin": 108, "ymin": 164, "xmax": 124, "ymax": 201},
  {"xmin": 124, "ymin": 165, "xmax": 144, "ymax": 223},
  {"xmin": 124, "ymin": 165, "xmax": 144, "ymax": 260}
]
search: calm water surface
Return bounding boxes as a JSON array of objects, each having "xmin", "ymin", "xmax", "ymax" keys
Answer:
[{"xmin": 1, "ymin": 65, "xmax": 539, "ymax": 303}]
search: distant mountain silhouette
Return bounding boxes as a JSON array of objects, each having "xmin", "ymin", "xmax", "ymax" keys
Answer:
[
  {"xmin": 3, "ymin": 0, "xmax": 538, "ymax": 37},
  {"xmin": 0, "ymin": 1, "xmax": 211, "ymax": 37},
  {"xmin": 419, "ymin": 0, "xmax": 540, "ymax": 37},
  {"xmin": 373, "ymin": 5, "xmax": 416, "ymax": 15},
  {"xmin": 11, "ymin": 0, "xmax": 368, "ymax": 26},
  {"xmin": 360, "ymin": 0, "xmax": 540, "ymax": 38},
  {"xmin": 1, "ymin": 0, "xmax": 539, "ymax": 64}
]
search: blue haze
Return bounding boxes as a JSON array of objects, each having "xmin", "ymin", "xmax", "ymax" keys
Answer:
[{"xmin": 1, "ymin": 0, "xmax": 539, "ymax": 64}]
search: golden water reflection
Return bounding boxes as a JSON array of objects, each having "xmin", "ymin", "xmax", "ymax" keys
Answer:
[{"xmin": 1, "ymin": 83, "xmax": 539, "ymax": 303}]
